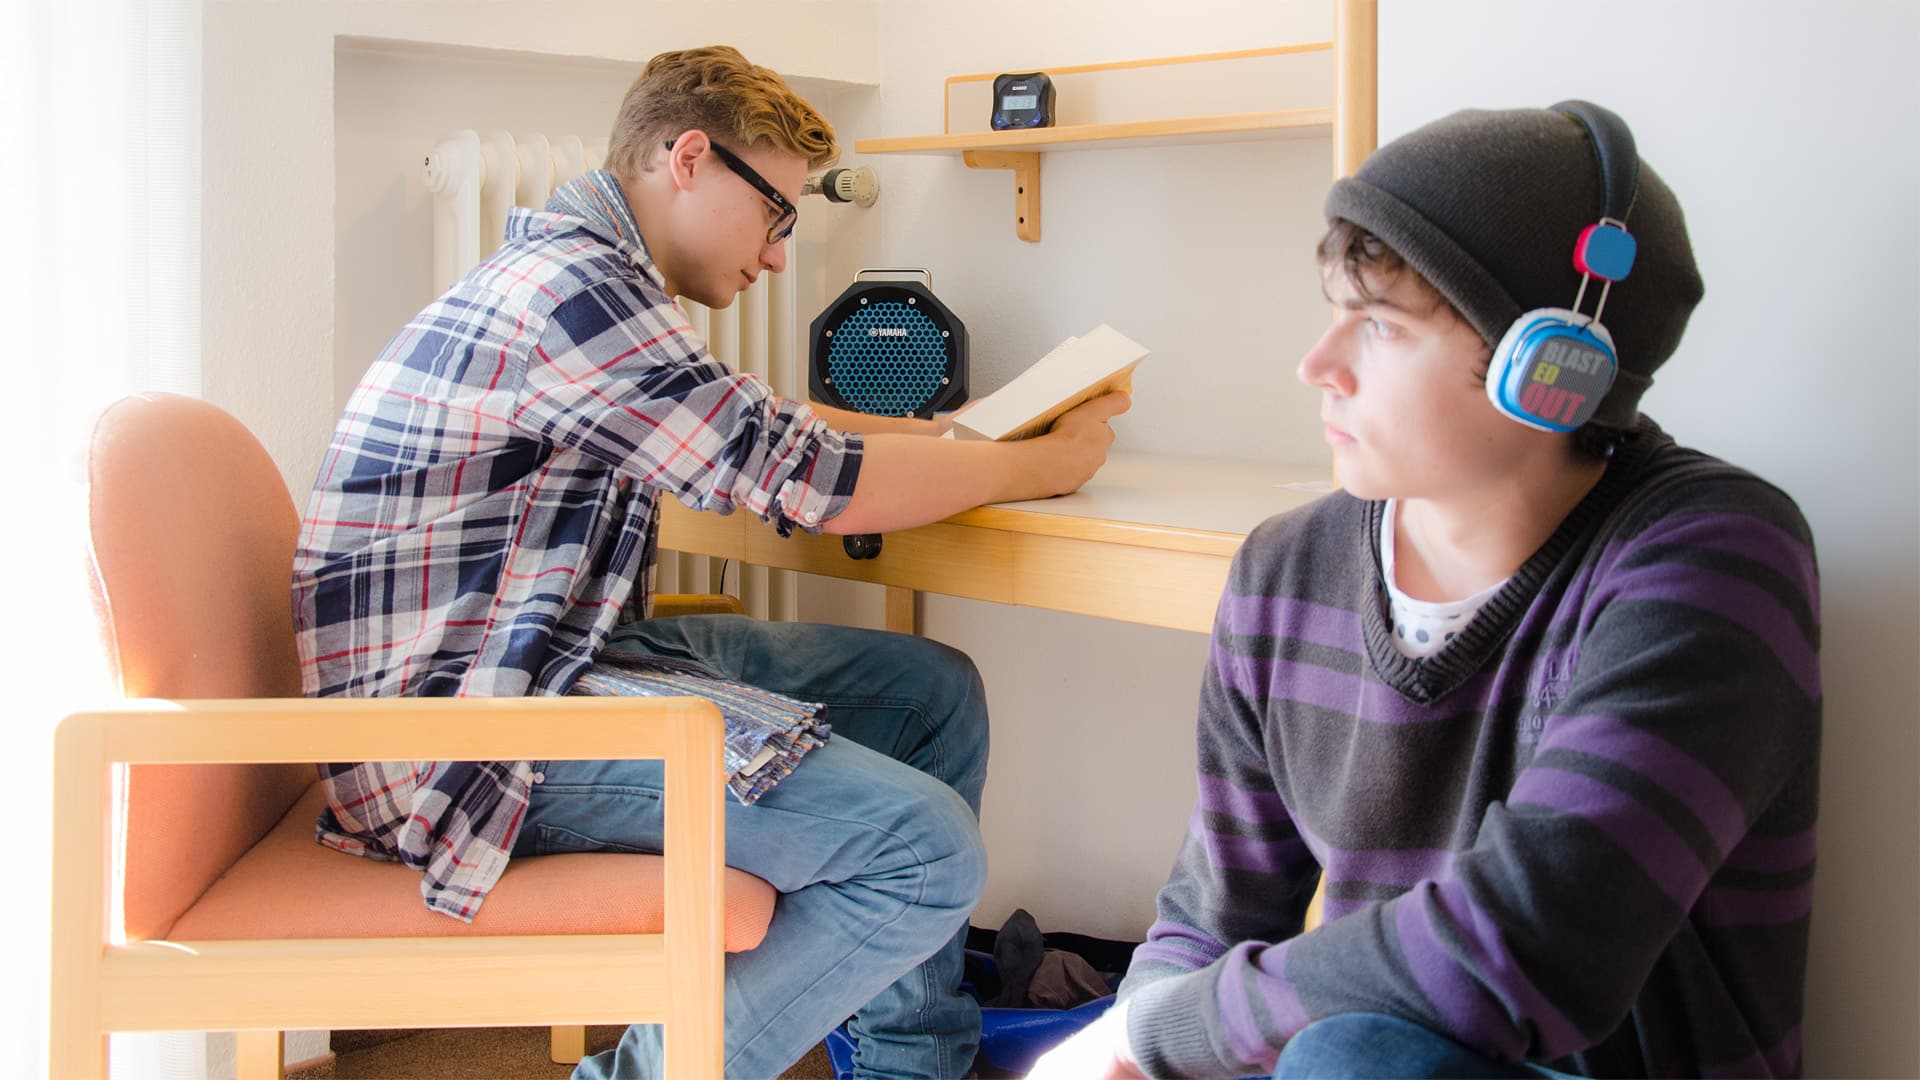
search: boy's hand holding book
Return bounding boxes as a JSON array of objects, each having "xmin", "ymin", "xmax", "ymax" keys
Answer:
[
  {"xmin": 948, "ymin": 325, "xmax": 1149, "ymax": 442},
  {"xmin": 1018, "ymin": 390, "xmax": 1131, "ymax": 497}
]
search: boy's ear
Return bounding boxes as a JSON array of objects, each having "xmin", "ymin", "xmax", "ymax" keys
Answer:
[{"xmin": 663, "ymin": 129, "xmax": 709, "ymax": 193}]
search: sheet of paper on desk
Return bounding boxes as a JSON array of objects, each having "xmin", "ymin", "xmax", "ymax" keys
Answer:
[{"xmin": 949, "ymin": 324, "xmax": 1148, "ymax": 442}]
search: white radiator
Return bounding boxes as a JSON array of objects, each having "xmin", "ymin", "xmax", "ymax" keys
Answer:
[{"xmin": 423, "ymin": 129, "xmax": 800, "ymax": 622}]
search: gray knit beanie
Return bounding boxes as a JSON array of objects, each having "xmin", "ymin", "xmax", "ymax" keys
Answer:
[{"xmin": 1324, "ymin": 105, "xmax": 1704, "ymax": 429}]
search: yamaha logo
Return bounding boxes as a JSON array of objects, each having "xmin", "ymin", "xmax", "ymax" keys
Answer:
[{"xmin": 868, "ymin": 327, "xmax": 909, "ymax": 337}]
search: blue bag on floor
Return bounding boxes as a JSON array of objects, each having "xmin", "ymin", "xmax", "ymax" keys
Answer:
[
  {"xmin": 825, "ymin": 913, "xmax": 1139, "ymax": 1079},
  {"xmin": 823, "ymin": 951, "xmax": 1118, "ymax": 1078}
]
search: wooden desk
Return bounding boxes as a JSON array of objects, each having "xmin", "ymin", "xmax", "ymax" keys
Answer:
[{"xmin": 657, "ymin": 450, "xmax": 1332, "ymax": 635}]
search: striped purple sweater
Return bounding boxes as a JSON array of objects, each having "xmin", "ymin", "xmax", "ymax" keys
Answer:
[{"xmin": 1119, "ymin": 422, "xmax": 1820, "ymax": 1078}]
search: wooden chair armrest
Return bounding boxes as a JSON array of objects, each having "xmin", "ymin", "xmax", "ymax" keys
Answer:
[{"xmin": 56, "ymin": 696, "xmax": 724, "ymax": 766}]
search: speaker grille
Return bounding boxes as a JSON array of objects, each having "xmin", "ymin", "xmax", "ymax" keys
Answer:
[{"xmin": 824, "ymin": 301, "xmax": 951, "ymax": 416}]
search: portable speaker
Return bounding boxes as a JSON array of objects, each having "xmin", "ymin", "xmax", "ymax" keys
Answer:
[
  {"xmin": 809, "ymin": 268, "xmax": 968, "ymax": 418},
  {"xmin": 1486, "ymin": 100, "xmax": 1640, "ymax": 433}
]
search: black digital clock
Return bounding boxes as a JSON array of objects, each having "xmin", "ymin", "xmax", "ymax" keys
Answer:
[{"xmin": 991, "ymin": 72, "xmax": 1056, "ymax": 131}]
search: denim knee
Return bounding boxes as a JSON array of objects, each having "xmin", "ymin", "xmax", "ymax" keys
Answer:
[
  {"xmin": 1277, "ymin": 1012, "xmax": 1536, "ymax": 1080},
  {"xmin": 948, "ymin": 805, "xmax": 989, "ymax": 910},
  {"xmin": 893, "ymin": 635, "xmax": 987, "ymax": 718},
  {"xmin": 1277, "ymin": 1013, "xmax": 1407, "ymax": 1080},
  {"xmin": 929, "ymin": 634, "xmax": 990, "ymax": 726},
  {"xmin": 899, "ymin": 777, "xmax": 988, "ymax": 916},
  {"xmin": 905, "ymin": 636, "xmax": 989, "ymax": 754}
]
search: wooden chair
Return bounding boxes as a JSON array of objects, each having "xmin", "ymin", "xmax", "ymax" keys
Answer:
[{"xmin": 51, "ymin": 392, "xmax": 776, "ymax": 1079}]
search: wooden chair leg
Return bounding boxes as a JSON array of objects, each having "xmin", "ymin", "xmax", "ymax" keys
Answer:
[
  {"xmin": 235, "ymin": 1030, "xmax": 285, "ymax": 1080},
  {"xmin": 551, "ymin": 1024, "xmax": 588, "ymax": 1064},
  {"xmin": 49, "ymin": 720, "xmax": 111, "ymax": 1080},
  {"xmin": 47, "ymin": 1029, "xmax": 107, "ymax": 1080}
]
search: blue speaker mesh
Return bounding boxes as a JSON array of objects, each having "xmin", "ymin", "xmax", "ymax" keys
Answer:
[{"xmin": 824, "ymin": 301, "xmax": 950, "ymax": 416}]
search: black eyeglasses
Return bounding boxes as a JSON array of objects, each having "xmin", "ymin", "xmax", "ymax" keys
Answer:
[{"xmin": 667, "ymin": 137, "xmax": 799, "ymax": 244}]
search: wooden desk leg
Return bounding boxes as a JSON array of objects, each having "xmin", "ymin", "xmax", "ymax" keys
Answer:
[
  {"xmin": 885, "ymin": 586, "xmax": 920, "ymax": 635},
  {"xmin": 235, "ymin": 1030, "xmax": 285, "ymax": 1080},
  {"xmin": 551, "ymin": 1024, "xmax": 588, "ymax": 1064}
]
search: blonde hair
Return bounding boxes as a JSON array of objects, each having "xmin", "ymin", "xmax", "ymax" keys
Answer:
[{"xmin": 607, "ymin": 45, "xmax": 839, "ymax": 178}]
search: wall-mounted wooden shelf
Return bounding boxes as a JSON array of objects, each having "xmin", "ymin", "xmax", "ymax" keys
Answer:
[
  {"xmin": 848, "ymin": 36, "xmax": 1359, "ymax": 244},
  {"xmin": 856, "ymin": 108, "xmax": 1334, "ymax": 156},
  {"xmin": 856, "ymin": 108, "xmax": 1334, "ymax": 241},
  {"xmin": 847, "ymin": 2, "xmax": 1374, "ymax": 243}
]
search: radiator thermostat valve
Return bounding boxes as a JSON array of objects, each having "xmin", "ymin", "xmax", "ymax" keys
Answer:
[{"xmin": 804, "ymin": 166, "xmax": 881, "ymax": 208}]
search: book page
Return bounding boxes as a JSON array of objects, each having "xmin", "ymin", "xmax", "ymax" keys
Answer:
[{"xmin": 951, "ymin": 325, "xmax": 1148, "ymax": 441}]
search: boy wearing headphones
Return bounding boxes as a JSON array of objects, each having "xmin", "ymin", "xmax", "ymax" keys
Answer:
[{"xmin": 1030, "ymin": 103, "xmax": 1820, "ymax": 1078}]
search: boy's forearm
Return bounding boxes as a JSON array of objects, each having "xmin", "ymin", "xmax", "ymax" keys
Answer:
[
  {"xmin": 824, "ymin": 434, "xmax": 1043, "ymax": 534},
  {"xmin": 810, "ymin": 402, "xmax": 945, "ymax": 436},
  {"xmin": 823, "ymin": 390, "xmax": 1127, "ymax": 534}
]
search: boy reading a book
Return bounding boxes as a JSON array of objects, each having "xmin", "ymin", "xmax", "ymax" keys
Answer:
[
  {"xmin": 1029, "ymin": 101, "xmax": 1819, "ymax": 1079},
  {"xmin": 292, "ymin": 45, "xmax": 1127, "ymax": 1080}
]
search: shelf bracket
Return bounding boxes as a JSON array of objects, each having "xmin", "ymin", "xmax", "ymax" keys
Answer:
[{"xmin": 962, "ymin": 150, "xmax": 1041, "ymax": 242}]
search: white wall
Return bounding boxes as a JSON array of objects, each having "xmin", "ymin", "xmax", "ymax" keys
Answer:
[{"xmin": 202, "ymin": 0, "xmax": 1916, "ymax": 1076}]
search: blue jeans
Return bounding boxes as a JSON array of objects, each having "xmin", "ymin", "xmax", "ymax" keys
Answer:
[
  {"xmin": 514, "ymin": 615, "xmax": 990, "ymax": 1080},
  {"xmin": 1275, "ymin": 1013, "xmax": 1573, "ymax": 1079}
]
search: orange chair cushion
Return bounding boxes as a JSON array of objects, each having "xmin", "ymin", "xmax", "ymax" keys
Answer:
[
  {"xmin": 166, "ymin": 784, "xmax": 776, "ymax": 950},
  {"xmin": 121, "ymin": 763, "xmax": 316, "ymax": 942}
]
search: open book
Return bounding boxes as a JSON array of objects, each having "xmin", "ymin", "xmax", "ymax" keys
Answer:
[{"xmin": 948, "ymin": 324, "xmax": 1148, "ymax": 441}]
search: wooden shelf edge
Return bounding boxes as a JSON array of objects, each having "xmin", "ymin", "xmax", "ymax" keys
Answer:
[
  {"xmin": 856, "ymin": 108, "xmax": 1334, "ymax": 156},
  {"xmin": 943, "ymin": 41, "xmax": 1333, "ymax": 89}
]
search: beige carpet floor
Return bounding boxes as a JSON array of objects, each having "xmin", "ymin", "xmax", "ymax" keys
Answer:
[{"xmin": 285, "ymin": 1026, "xmax": 837, "ymax": 1079}]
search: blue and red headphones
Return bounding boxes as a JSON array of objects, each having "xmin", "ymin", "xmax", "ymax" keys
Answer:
[{"xmin": 1486, "ymin": 100, "xmax": 1640, "ymax": 433}]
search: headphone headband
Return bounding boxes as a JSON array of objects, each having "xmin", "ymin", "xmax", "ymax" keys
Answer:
[{"xmin": 1550, "ymin": 99, "xmax": 1640, "ymax": 223}]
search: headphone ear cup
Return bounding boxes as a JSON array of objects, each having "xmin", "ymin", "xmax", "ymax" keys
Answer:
[{"xmin": 1487, "ymin": 309, "xmax": 1618, "ymax": 433}]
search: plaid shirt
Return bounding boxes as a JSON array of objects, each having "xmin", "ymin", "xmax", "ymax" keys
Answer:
[{"xmin": 292, "ymin": 170, "xmax": 862, "ymax": 920}]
